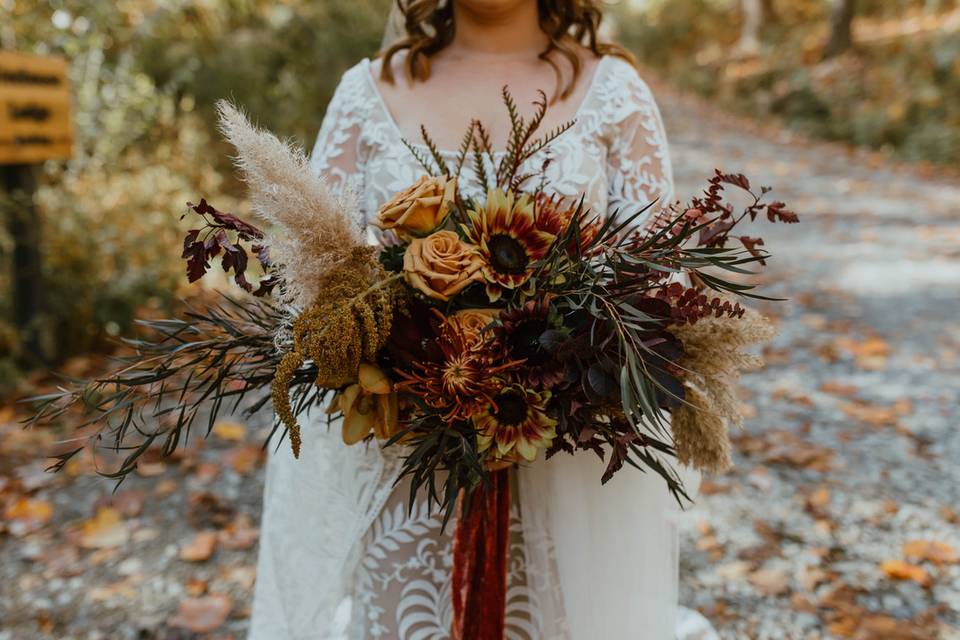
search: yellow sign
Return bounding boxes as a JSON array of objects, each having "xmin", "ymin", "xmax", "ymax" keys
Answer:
[{"xmin": 0, "ymin": 51, "xmax": 73, "ymax": 165}]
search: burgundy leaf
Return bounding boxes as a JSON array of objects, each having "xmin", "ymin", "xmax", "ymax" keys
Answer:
[
  {"xmin": 601, "ymin": 432, "xmax": 639, "ymax": 484},
  {"xmin": 715, "ymin": 171, "xmax": 751, "ymax": 191},
  {"xmin": 766, "ymin": 201, "xmax": 799, "ymax": 224},
  {"xmin": 740, "ymin": 236, "xmax": 766, "ymax": 260}
]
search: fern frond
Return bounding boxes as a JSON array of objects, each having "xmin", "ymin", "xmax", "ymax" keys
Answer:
[
  {"xmin": 473, "ymin": 120, "xmax": 496, "ymax": 190},
  {"xmin": 402, "ymin": 138, "xmax": 440, "ymax": 176},
  {"xmin": 498, "ymin": 86, "xmax": 525, "ymax": 186},
  {"xmin": 420, "ymin": 124, "xmax": 452, "ymax": 176},
  {"xmin": 453, "ymin": 122, "xmax": 476, "ymax": 181},
  {"xmin": 520, "ymin": 120, "xmax": 576, "ymax": 164}
]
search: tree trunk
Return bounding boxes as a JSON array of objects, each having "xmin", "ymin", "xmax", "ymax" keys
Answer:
[
  {"xmin": 761, "ymin": 0, "xmax": 779, "ymax": 23},
  {"xmin": 736, "ymin": 0, "xmax": 764, "ymax": 56},
  {"xmin": 1, "ymin": 164, "xmax": 47, "ymax": 365},
  {"xmin": 823, "ymin": 0, "xmax": 856, "ymax": 59}
]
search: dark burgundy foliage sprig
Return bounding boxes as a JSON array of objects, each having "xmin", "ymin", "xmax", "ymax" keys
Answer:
[
  {"xmin": 181, "ymin": 199, "xmax": 279, "ymax": 297},
  {"xmin": 654, "ymin": 283, "xmax": 746, "ymax": 326},
  {"xmin": 689, "ymin": 170, "xmax": 799, "ymax": 261}
]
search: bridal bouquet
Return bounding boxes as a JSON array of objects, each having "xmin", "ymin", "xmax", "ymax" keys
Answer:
[{"xmin": 28, "ymin": 92, "xmax": 796, "ymax": 637}]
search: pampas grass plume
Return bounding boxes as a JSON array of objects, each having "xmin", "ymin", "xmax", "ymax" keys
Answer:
[
  {"xmin": 672, "ymin": 305, "xmax": 776, "ymax": 473},
  {"xmin": 216, "ymin": 101, "xmax": 365, "ymax": 309}
]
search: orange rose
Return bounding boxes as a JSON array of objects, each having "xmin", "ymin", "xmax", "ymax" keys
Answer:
[
  {"xmin": 375, "ymin": 175, "xmax": 457, "ymax": 237},
  {"xmin": 403, "ymin": 231, "xmax": 484, "ymax": 301},
  {"xmin": 450, "ymin": 308, "xmax": 499, "ymax": 348}
]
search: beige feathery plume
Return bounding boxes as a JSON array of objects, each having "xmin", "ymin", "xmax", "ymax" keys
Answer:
[
  {"xmin": 671, "ymin": 305, "xmax": 776, "ymax": 473},
  {"xmin": 216, "ymin": 102, "xmax": 398, "ymax": 458},
  {"xmin": 216, "ymin": 101, "xmax": 365, "ymax": 309}
]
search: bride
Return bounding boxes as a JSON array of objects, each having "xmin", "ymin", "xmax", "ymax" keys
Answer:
[{"xmin": 250, "ymin": 1, "xmax": 713, "ymax": 638}]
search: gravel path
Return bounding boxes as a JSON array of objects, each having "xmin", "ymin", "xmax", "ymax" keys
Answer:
[
  {"xmin": 662, "ymin": 84, "xmax": 960, "ymax": 639},
  {"xmin": 2, "ymin": 83, "xmax": 959, "ymax": 640}
]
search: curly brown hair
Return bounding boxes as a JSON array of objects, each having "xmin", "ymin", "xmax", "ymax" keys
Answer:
[{"xmin": 380, "ymin": 0, "xmax": 637, "ymax": 101}]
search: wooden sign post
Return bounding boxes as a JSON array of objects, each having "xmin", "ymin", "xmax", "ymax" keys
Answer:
[{"xmin": 0, "ymin": 51, "xmax": 73, "ymax": 364}]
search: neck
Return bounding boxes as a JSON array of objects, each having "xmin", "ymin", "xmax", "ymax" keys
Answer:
[{"xmin": 449, "ymin": 1, "xmax": 548, "ymax": 56}]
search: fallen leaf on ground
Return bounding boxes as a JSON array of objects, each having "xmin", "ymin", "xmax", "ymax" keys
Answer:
[
  {"xmin": 213, "ymin": 420, "xmax": 247, "ymax": 442},
  {"xmin": 223, "ymin": 565, "xmax": 257, "ymax": 590},
  {"xmin": 840, "ymin": 401, "xmax": 899, "ymax": 427},
  {"xmin": 820, "ymin": 381, "xmax": 860, "ymax": 397},
  {"xmin": 880, "ymin": 560, "xmax": 932, "ymax": 587},
  {"xmin": 193, "ymin": 462, "xmax": 221, "ymax": 483},
  {"xmin": 748, "ymin": 567, "xmax": 791, "ymax": 595},
  {"xmin": 136, "ymin": 460, "xmax": 167, "ymax": 477},
  {"xmin": 3, "ymin": 497, "xmax": 53, "ymax": 536},
  {"xmin": 902, "ymin": 540, "xmax": 958, "ymax": 565},
  {"xmin": 155, "ymin": 479, "xmax": 178, "ymax": 497},
  {"xmin": 185, "ymin": 577, "xmax": 209, "ymax": 596},
  {"xmin": 37, "ymin": 544, "xmax": 82, "ymax": 578},
  {"xmin": 95, "ymin": 489, "xmax": 146, "ymax": 518},
  {"xmin": 698, "ymin": 479, "xmax": 732, "ymax": 495},
  {"xmin": 806, "ymin": 486, "xmax": 832, "ymax": 512},
  {"xmin": 222, "ymin": 444, "xmax": 263, "ymax": 475},
  {"xmin": 716, "ymin": 561, "xmax": 752, "ymax": 580},
  {"xmin": 168, "ymin": 594, "xmax": 232, "ymax": 633},
  {"xmin": 799, "ymin": 566, "xmax": 830, "ymax": 592},
  {"xmin": 834, "ymin": 335, "xmax": 891, "ymax": 370},
  {"xmin": 855, "ymin": 614, "xmax": 937, "ymax": 640},
  {"xmin": 180, "ymin": 530, "xmax": 218, "ymax": 562},
  {"xmin": 218, "ymin": 516, "xmax": 259, "ymax": 550},
  {"xmin": 79, "ymin": 507, "xmax": 130, "ymax": 549},
  {"xmin": 187, "ymin": 492, "xmax": 235, "ymax": 529}
]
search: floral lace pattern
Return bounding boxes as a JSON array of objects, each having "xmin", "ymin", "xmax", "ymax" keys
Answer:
[
  {"xmin": 310, "ymin": 56, "xmax": 673, "ymax": 228},
  {"xmin": 353, "ymin": 475, "xmax": 548, "ymax": 640},
  {"xmin": 251, "ymin": 54, "xmax": 675, "ymax": 640}
]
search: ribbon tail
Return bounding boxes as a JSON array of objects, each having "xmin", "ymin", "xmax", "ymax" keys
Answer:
[{"xmin": 451, "ymin": 469, "xmax": 511, "ymax": 640}]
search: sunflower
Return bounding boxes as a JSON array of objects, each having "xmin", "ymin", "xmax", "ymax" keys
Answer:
[
  {"xmin": 395, "ymin": 312, "xmax": 521, "ymax": 423},
  {"xmin": 497, "ymin": 298, "xmax": 567, "ymax": 388},
  {"xmin": 464, "ymin": 188, "xmax": 556, "ymax": 302},
  {"xmin": 474, "ymin": 385, "xmax": 557, "ymax": 463}
]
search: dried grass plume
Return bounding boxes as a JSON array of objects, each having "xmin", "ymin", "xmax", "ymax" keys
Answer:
[
  {"xmin": 671, "ymin": 304, "xmax": 776, "ymax": 473},
  {"xmin": 216, "ymin": 101, "xmax": 365, "ymax": 309}
]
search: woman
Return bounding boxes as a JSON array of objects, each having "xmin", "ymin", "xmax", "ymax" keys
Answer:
[{"xmin": 251, "ymin": 1, "xmax": 712, "ymax": 638}]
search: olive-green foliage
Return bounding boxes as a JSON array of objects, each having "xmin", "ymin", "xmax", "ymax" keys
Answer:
[
  {"xmin": 0, "ymin": 0, "xmax": 390, "ymax": 392},
  {"xmin": 616, "ymin": 0, "xmax": 960, "ymax": 166}
]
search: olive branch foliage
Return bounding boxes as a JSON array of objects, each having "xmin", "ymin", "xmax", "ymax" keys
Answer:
[{"xmin": 23, "ymin": 296, "xmax": 323, "ymax": 484}]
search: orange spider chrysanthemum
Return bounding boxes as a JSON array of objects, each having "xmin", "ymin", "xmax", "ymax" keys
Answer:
[
  {"xmin": 464, "ymin": 188, "xmax": 556, "ymax": 302},
  {"xmin": 474, "ymin": 385, "xmax": 557, "ymax": 463},
  {"xmin": 395, "ymin": 313, "xmax": 522, "ymax": 423}
]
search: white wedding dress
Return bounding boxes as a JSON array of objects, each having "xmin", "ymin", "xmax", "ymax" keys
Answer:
[{"xmin": 250, "ymin": 55, "xmax": 704, "ymax": 640}]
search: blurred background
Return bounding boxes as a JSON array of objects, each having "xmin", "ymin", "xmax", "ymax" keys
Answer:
[{"xmin": 1, "ymin": 0, "xmax": 958, "ymax": 638}]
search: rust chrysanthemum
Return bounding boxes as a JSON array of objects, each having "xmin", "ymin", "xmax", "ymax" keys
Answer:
[
  {"xmin": 474, "ymin": 385, "xmax": 557, "ymax": 463},
  {"xmin": 464, "ymin": 188, "xmax": 556, "ymax": 302},
  {"xmin": 395, "ymin": 313, "xmax": 522, "ymax": 423},
  {"xmin": 497, "ymin": 298, "xmax": 567, "ymax": 388}
]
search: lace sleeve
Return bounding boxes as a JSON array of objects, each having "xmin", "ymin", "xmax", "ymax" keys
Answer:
[
  {"xmin": 308, "ymin": 65, "xmax": 368, "ymax": 205},
  {"xmin": 603, "ymin": 60, "xmax": 674, "ymax": 228}
]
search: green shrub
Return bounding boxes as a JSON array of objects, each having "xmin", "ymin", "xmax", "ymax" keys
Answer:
[{"xmin": 0, "ymin": 0, "xmax": 390, "ymax": 387}]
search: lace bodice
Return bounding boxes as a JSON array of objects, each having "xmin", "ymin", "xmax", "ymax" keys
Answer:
[
  {"xmin": 251, "ymin": 55, "xmax": 682, "ymax": 640},
  {"xmin": 310, "ymin": 56, "xmax": 673, "ymax": 229}
]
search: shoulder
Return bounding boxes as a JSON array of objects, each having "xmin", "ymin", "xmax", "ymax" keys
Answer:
[
  {"xmin": 591, "ymin": 56, "xmax": 664, "ymax": 132},
  {"xmin": 601, "ymin": 56, "xmax": 656, "ymax": 103},
  {"xmin": 333, "ymin": 58, "xmax": 374, "ymax": 96}
]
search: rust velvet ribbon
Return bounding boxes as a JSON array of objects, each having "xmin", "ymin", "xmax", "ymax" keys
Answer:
[{"xmin": 450, "ymin": 468, "xmax": 511, "ymax": 640}]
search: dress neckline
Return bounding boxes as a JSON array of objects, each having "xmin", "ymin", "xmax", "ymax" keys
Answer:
[{"xmin": 360, "ymin": 55, "xmax": 610, "ymax": 157}]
